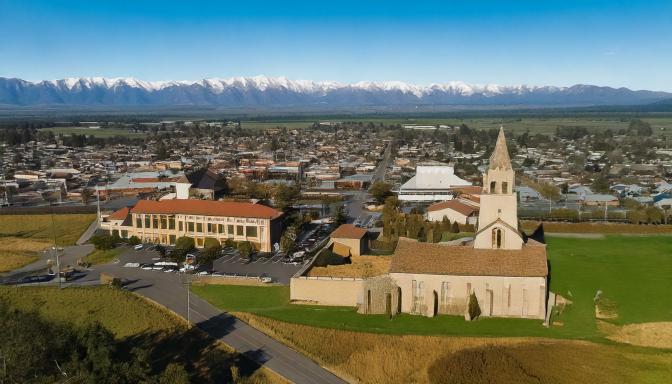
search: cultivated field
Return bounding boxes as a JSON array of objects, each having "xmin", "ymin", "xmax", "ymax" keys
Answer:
[
  {"xmin": 0, "ymin": 213, "xmax": 95, "ymax": 272},
  {"xmin": 0, "ymin": 286, "xmax": 283, "ymax": 384},
  {"xmin": 41, "ymin": 126, "xmax": 146, "ymax": 137}
]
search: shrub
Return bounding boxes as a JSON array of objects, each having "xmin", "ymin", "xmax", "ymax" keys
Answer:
[
  {"xmin": 468, "ymin": 292, "xmax": 481, "ymax": 320},
  {"xmin": 90, "ymin": 233, "xmax": 115, "ymax": 250},
  {"xmin": 128, "ymin": 235, "xmax": 141, "ymax": 246},
  {"xmin": 224, "ymin": 238, "xmax": 236, "ymax": 248},
  {"xmin": 175, "ymin": 236, "xmax": 195, "ymax": 251},
  {"xmin": 237, "ymin": 241, "xmax": 253, "ymax": 259},
  {"xmin": 201, "ymin": 237, "xmax": 222, "ymax": 264}
]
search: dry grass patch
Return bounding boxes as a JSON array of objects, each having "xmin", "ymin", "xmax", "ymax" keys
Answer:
[
  {"xmin": 236, "ymin": 313, "xmax": 672, "ymax": 384},
  {"xmin": 0, "ymin": 237, "xmax": 51, "ymax": 272},
  {"xmin": 307, "ymin": 254, "xmax": 391, "ymax": 278},
  {"xmin": 601, "ymin": 321, "xmax": 672, "ymax": 349}
]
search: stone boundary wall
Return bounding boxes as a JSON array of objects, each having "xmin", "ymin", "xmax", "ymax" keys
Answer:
[{"xmin": 290, "ymin": 276, "xmax": 364, "ymax": 306}]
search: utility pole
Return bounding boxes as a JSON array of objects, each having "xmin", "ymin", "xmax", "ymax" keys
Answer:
[
  {"xmin": 50, "ymin": 207, "xmax": 61, "ymax": 289},
  {"xmin": 183, "ymin": 272, "xmax": 192, "ymax": 323}
]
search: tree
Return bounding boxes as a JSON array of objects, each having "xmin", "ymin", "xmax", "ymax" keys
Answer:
[
  {"xmin": 156, "ymin": 140, "xmax": 169, "ymax": 160},
  {"xmin": 159, "ymin": 363, "xmax": 190, "ymax": 384},
  {"xmin": 537, "ymin": 182, "xmax": 560, "ymax": 213},
  {"xmin": 128, "ymin": 235, "xmax": 141, "ymax": 245},
  {"xmin": 273, "ymin": 183, "xmax": 299, "ymax": 211},
  {"xmin": 369, "ymin": 181, "xmax": 393, "ymax": 204},
  {"xmin": 201, "ymin": 237, "xmax": 222, "ymax": 264},
  {"xmin": 629, "ymin": 119, "xmax": 653, "ymax": 136},
  {"xmin": 237, "ymin": 241, "xmax": 253, "ymax": 260},
  {"xmin": 451, "ymin": 221, "xmax": 460, "ymax": 234},
  {"xmin": 280, "ymin": 227, "xmax": 296, "ymax": 253},
  {"xmin": 173, "ymin": 236, "xmax": 195, "ymax": 262},
  {"xmin": 335, "ymin": 206, "xmax": 348, "ymax": 225},
  {"xmin": 91, "ymin": 233, "xmax": 115, "ymax": 250},
  {"xmin": 81, "ymin": 188, "xmax": 93, "ymax": 205},
  {"xmin": 468, "ymin": 292, "xmax": 482, "ymax": 320}
]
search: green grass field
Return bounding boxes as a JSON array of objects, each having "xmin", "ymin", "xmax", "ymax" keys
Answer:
[
  {"xmin": 84, "ymin": 247, "xmax": 123, "ymax": 265},
  {"xmin": 42, "ymin": 126, "xmax": 146, "ymax": 137},
  {"xmin": 193, "ymin": 235, "xmax": 672, "ymax": 340}
]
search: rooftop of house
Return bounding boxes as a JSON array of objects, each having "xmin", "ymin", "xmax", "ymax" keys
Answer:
[
  {"xmin": 427, "ymin": 199, "xmax": 478, "ymax": 216},
  {"xmin": 331, "ymin": 224, "xmax": 368, "ymax": 239}
]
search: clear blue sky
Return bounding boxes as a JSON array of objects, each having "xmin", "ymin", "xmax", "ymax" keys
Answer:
[{"xmin": 1, "ymin": 0, "xmax": 671, "ymax": 90}]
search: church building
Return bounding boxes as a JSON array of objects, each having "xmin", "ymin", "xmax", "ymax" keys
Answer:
[{"xmin": 364, "ymin": 127, "xmax": 549, "ymax": 319}]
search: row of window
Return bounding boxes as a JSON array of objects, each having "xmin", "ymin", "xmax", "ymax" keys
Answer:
[{"xmin": 134, "ymin": 216, "xmax": 260, "ymax": 238}]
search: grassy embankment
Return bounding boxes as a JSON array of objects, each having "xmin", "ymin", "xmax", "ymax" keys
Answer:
[
  {"xmin": 84, "ymin": 247, "xmax": 124, "ymax": 265},
  {"xmin": 0, "ymin": 214, "xmax": 95, "ymax": 272},
  {"xmin": 42, "ymin": 126, "xmax": 146, "ymax": 138},
  {"xmin": 193, "ymin": 235, "xmax": 672, "ymax": 383},
  {"xmin": 0, "ymin": 286, "xmax": 285, "ymax": 384}
]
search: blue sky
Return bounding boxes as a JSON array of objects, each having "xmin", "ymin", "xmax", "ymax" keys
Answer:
[{"xmin": 1, "ymin": 0, "xmax": 671, "ymax": 90}]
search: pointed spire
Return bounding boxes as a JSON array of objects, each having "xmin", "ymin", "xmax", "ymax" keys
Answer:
[{"xmin": 488, "ymin": 126, "xmax": 512, "ymax": 170}]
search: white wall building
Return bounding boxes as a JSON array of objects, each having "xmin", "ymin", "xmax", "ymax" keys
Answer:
[{"xmin": 397, "ymin": 165, "xmax": 471, "ymax": 202}]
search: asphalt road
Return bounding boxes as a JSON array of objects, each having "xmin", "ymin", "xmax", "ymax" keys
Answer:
[{"xmin": 94, "ymin": 259, "xmax": 346, "ymax": 384}]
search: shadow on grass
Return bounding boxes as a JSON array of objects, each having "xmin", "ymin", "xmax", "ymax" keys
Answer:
[{"xmin": 122, "ymin": 317, "xmax": 264, "ymax": 383}]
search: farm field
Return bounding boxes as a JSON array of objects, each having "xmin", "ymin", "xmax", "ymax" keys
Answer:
[
  {"xmin": 0, "ymin": 286, "xmax": 282, "ymax": 384},
  {"xmin": 245, "ymin": 116, "xmax": 672, "ymax": 136},
  {"xmin": 0, "ymin": 213, "xmax": 95, "ymax": 272},
  {"xmin": 41, "ymin": 126, "xmax": 146, "ymax": 137},
  {"xmin": 193, "ymin": 235, "xmax": 672, "ymax": 340}
]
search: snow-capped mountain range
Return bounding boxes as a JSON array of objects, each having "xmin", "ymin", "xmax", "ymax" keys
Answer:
[{"xmin": 0, "ymin": 75, "xmax": 669, "ymax": 108}]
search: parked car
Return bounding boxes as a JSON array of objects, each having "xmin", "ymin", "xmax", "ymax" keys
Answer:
[{"xmin": 134, "ymin": 244, "xmax": 144, "ymax": 251}]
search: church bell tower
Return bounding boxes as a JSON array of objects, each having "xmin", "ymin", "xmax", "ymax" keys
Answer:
[{"xmin": 473, "ymin": 126, "xmax": 523, "ymax": 250}]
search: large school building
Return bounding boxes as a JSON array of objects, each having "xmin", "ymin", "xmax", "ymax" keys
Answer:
[{"xmin": 100, "ymin": 199, "xmax": 283, "ymax": 252}]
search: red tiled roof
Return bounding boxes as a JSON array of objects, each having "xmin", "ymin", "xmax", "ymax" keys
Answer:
[
  {"xmin": 331, "ymin": 224, "xmax": 368, "ymax": 239},
  {"xmin": 390, "ymin": 237, "xmax": 548, "ymax": 277},
  {"xmin": 427, "ymin": 199, "xmax": 478, "ymax": 216},
  {"xmin": 108, "ymin": 207, "xmax": 130, "ymax": 221},
  {"xmin": 130, "ymin": 199, "xmax": 283, "ymax": 220}
]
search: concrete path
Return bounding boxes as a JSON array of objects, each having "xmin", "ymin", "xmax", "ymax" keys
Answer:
[
  {"xmin": 76, "ymin": 218, "xmax": 99, "ymax": 245},
  {"xmin": 0, "ymin": 244, "xmax": 94, "ymax": 280}
]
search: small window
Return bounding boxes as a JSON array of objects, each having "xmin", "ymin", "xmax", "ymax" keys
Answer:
[
  {"xmin": 246, "ymin": 226, "xmax": 258, "ymax": 238},
  {"xmin": 228, "ymin": 225, "xmax": 234, "ymax": 236},
  {"xmin": 178, "ymin": 221, "xmax": 183, "ymax": 231},
  {"xmin": 188, "ymin": 222, "xmax": 194, "ymax": 232},
  {"xmin": 502, "ymin": 181, "xmax": 508, "ymax": 194},
  {"xmin": 196, "ymin": 223, "xmax": 203, "ymax": 233},
  {"xmin": 236, "ymin": 225, "xmax": 244, "ymax": 236},
  {"xmin": 490, "ymin": 181, "xmax": 497, "ymax": 193}
]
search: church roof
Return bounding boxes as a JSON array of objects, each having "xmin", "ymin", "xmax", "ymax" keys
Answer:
[
  {"xmin": 488, "ymin": 126, "xmax": 512, "ymax": 171},
  {"xmin": 389, "ymin": 237, "xmax": 548, "ymax": 277}
]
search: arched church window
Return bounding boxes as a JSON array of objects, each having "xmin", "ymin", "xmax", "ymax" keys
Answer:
[{"xmin": 492, "ymin": 228, "xmax": 503, "ymax": 249}]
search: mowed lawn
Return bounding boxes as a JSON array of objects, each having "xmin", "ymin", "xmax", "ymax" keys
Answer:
[
  {"xmin": 0, "ymin": 214, "xmax": 95, "ymax": 272},
  {"xmin": 193, "ymin": 235, "xmax": 672, "ymax": 340}
]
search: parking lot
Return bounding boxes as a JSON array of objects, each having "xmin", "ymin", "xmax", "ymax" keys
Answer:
[{"xmin": 212, "ymin": 249, "xmax": 308, "ymax": 284}]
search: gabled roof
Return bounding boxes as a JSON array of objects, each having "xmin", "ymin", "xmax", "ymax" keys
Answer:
[
  {"xmin": 108, "ymin": 207, "xmax": 130, "ymax": 221},
  {"xmin": 331, "ymin": 224, "xmax": 368, "ymax": 239},
  {"xmin": 390, "ymin": 237, "xmax": 547, "ymax": 277},
  {"xmin": 427, "ymin": 199, "xmax": 478, "ymax": 216},
  {"xmin": 130, "ymin": 199, "xmax": 283, "ymax": 220}
]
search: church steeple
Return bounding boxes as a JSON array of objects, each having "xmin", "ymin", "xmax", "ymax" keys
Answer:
[
  {"xmin": 489, "ymin": 126, "xmax": 512, "ymax": 171},
  {"xmin": 474, "ymin": 125, "xmax": 522, "ymax": 250},
  {"xmin": 483, "ymin": 126, "xmax": 515, "ymax": 195}
]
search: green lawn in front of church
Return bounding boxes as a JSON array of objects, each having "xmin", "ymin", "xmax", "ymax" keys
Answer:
[{"xmin": 193, "ymin": 235, "xmax": 672, "ymax": 340}]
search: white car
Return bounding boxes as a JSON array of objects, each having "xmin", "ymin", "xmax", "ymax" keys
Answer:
[
  {"xmin": 134, "ymin": 244, "xmax": 143, "ymax": 251},
  {"xmin": 197, "ymin": 271, "xmax": 209, "ymax": 276}
]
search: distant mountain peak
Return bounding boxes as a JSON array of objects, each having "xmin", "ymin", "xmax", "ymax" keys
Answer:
[{"xmin": 0, "ymin": 75, "xmax": 669, "ymax": 108}]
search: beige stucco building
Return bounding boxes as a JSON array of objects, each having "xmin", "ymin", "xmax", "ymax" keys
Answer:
[
  {"xmin": 329, "ymin": 224, "xmax": 369, "ymax": 257},
  {"xmin": 101, "ymin": 199, "xmax": 283, "ymax": 252}
]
